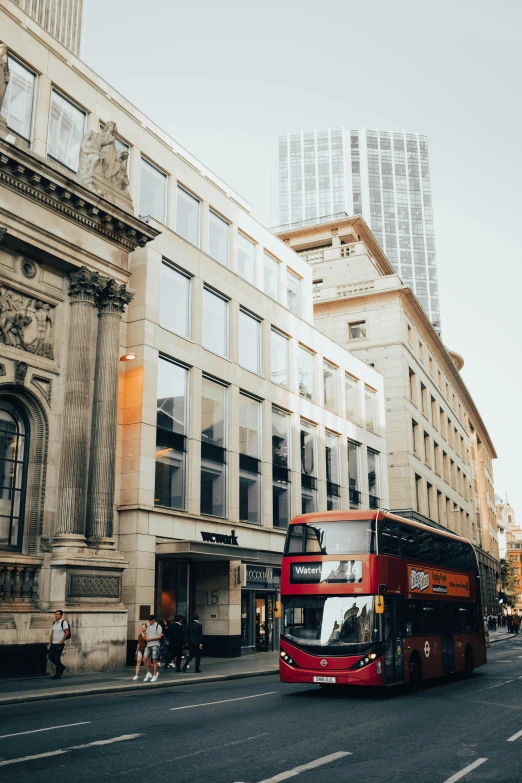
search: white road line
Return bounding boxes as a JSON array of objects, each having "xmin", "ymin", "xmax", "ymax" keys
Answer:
[
  {"xmin": 0, "ymin": 722, "xmax": 91, "ymax": 740},
  {"xmin": 255, "ymin": 752, "xmax": 352, "ymax": 783},
  {"xmin": 481, "ymin": 680, "xmax": 514, "ymax": 691},
  {"xmin": 169, "ymin": 692, "xmax": 277, "ymax": 711},
  {"xmin": 507, "ymin": 728, "xmax": 522, "ymax": 742},
  {"xmin": 0, "ymin": 733, "xmax": 142, "ymax": 767},
  {"xmin": 443, "ymin": 758, "xmax": 488, "ymax": 783}
]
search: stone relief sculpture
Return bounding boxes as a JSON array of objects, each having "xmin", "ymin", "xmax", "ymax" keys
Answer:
[
  {"xmin": 0, "ymin": 44, "xmax": 9, "ymax": 114},
  {"xmin": 77, "ymin": 121, "xmax": 133, "ymax": 210},
  {"xmin": 0, "ymin": 284, "xmax": 54, "ymax": 359}
]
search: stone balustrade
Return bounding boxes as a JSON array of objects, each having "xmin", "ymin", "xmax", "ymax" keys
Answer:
[{"xmin": 0, "ymin": 561, "xmax": 41, "ymax": 607}]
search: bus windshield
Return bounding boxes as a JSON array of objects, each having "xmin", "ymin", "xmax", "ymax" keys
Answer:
[
  {"xmin": 282, "ymin": 595, "xmax": 378, "ymax": 654},
  {"xmin": 285, "ymin": 521, "xmax": 375, "ymax": 556}
]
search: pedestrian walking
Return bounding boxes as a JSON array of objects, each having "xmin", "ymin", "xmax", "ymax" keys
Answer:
[
  {"xmin": 502, "ymin": 614, "xmax": 507, "ymax": 628},
  {"xmin": 132, "ymin": 623, "xmax": 148, "ymax": 680},
  {"xmin": 166, "ymin": 614, "xmax": 186, "ymax": 671},
  {"xmin": 513, "ymin": 614, "xmax": 520, "ymax": 635},
  {"xmin": 183, "ymin": 613, "xmax": 203, "ymax": 673},
  {"xmin": 48, "ymin": 609, "xmax": 70, "ymax": 680},
  {"xmin": 507, "ymin": 615, "xmax": 513, "ymax": 633},
  {"xmin": 143, "ymin": 614, "xmax": 163, "ymax": 683}
]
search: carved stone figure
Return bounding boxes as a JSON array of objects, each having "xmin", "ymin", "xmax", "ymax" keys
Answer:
[
  {"xmin": 0, "ymin": 44, "xmax": 9, "ymax": 116},
  {"xmin": 76, "ymin": 122, "xmax": 133, "ymax": 210},
  {"xmin": 14, "ymin": 360, "xmax": 28, "ymax": 385},
  {"xmin": 0, "ymin": 283, "xmax": 55, "ymax": 359}
]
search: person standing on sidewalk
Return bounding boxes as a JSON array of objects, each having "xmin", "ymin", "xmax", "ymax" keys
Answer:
[
  {"xmin": 48, "ymin": 609, "xmax": 70, "ymax": 680},
  {"xmin": 507, "ymin": 614, "xmax": 513, "ymax": 633},
  {"xmin": 133, "ymin": 623, "xmax": 148, "ymax": 680},
  {"xmin": 513, "ymin": 614, "xmax": 520, "ymax": 635},
  {"xmin": 166, "ymin": 614, "xmax": 186, "ymax": 671},
  {"xmin": 143, "ymin": 614, "xmax": 163, "ymax": 683},
  {"xmin": 183, "ymin": 613, "xmax": 203, "ymax": 673}
]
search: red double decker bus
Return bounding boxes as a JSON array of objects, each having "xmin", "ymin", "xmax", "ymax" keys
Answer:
[{"xmin": 279, "ymin": 510, "xmax": 486, "ymax": 689}]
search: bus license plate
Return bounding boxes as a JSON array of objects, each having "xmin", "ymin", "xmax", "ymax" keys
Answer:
[{"xmin": 314, "ymin": 676, "xmax": 336, "ymax": 683}]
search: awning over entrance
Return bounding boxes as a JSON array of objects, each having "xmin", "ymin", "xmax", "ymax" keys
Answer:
[{"xmin": 155, "ymin": 539, "xmax": 282, "ymax": 566}]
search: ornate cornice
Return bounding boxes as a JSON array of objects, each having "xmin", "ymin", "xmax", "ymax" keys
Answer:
[{"xmin": 0, "ymin": 140, "xmax": 160, "ymax": 251}]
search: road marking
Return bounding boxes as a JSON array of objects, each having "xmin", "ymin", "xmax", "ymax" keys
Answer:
[
  {"xmin": 481, "ymin": 680, "xmax": 514, "ymax": 691},
  {"xmin": 443, "ymin": 758, "xmax": 488, "ymax": 783},
  {"xmin": 507, "ymin": 728, "xmax": 522, "ymax": 742},
  {"xmin": 0, "ymin": 722, "xmax": 91, "ymax": 740},
  {"xmin": 254, "ymin": 752, "xmax": 352, "ymax": 783},
  {"xmin": 495, "ymin": 661, "xmax": 513, "ymax": 663},
  {"xmin": 0, "ymin": 733, "xmax": 142, "ymax": 767},
  {"xmin": 169, "ymin": 692, "xmax": 277, "ymax": 710}
]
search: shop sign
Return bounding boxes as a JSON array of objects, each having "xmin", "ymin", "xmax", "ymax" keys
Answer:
[
  {"xmin": 407, "ymin": 565, "xmax": 470, "ymax": 597},
  {"xmin": 246, "ymin": 564, "xmax": 281, "ymax": 590},
  {"xmin": 201, "ymin": 529, "xmax": 239, "ymax": 545}
]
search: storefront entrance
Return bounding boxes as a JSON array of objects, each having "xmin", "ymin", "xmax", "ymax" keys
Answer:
[{"xmin": 241, "ymin": 564, "xmax": 281, "ymax": 655}]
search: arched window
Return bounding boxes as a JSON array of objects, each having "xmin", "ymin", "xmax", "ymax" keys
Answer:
[{"xmin": 0, "ymin": 401, "xmax": 29, "ymax": 551}]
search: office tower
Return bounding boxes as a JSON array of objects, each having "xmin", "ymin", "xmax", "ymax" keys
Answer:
[
  {"xmin": 269, "ymin": 128, "xmax": 441, "ymax": 333},
  {"xmin": 11, "ymin": 0, "xmax": 84, "ymax": 55}
]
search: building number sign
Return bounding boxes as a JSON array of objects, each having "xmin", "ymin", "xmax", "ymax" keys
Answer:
[{"xmin": 204, "ymin": 590, "xmax": 219, "ymax": 605}]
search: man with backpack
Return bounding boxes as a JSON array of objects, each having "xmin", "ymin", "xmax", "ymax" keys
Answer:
[
  {"xmin": 143, "ymin": 614, "xmax": 163, "ymax": 683},
  {"xmin": 48, "ymin": 609, "xmax": 70, "ymax": 680}
]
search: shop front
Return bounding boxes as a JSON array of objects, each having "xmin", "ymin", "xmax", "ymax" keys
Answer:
[{"xmin": 241, "ymin": 564, "xmax": 281, "ymax": 655}]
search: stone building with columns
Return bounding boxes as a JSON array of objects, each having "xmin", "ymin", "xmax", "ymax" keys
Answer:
[
  {"xmin": 275, "ymin": 214, "xmax": 501, "ymax": 615},
  {"xmin": 0, "ymin": 1, "xmax": 388, "ymax": 672}
]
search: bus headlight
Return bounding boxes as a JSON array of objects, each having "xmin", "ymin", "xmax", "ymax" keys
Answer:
[
  {"xmin": 349, "ymin": 647, "xmax": 383, "ymax": 670},
  {"xmin": 280, "ymin": 650, "xmax": 298, "ymax": 667}
]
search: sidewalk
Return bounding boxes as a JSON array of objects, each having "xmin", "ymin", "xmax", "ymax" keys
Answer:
[
  {"xmin": 489, "ymin": 625, "xmax": 520, "ymax": 644},
  {"xmin": 0, "ymin": 651, "xmax": 280, "ymax": 706}
]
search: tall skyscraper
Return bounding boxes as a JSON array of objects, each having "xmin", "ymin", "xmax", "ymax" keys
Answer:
[
  {"xmin": 269, "ymin": 128, "xmax": 440, "ymax": 333},
  {"xmin": 11, "ymin": 0, "xmax": 84, "ymax": 55}
]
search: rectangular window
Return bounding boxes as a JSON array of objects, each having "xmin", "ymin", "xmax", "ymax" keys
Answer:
[
  {"xmin": 365, "ymin": 387, "xmax": 376, "ymax": 432},
  {"xmin": 155, "ymin": 358, "xmax": 188, "ymax": 510},
  {"xmin": 287, "ymin": 270, "xmax": 301, "ymax": 316},
  {"xmin": 1, "ymin": 56, "xmax": 35, "ymax": 141},
  {"xmin": 434, "ymin": 442, "xmax": 440, "ymax": 475},
  {"xmin": 407, "ymin": 323, "xmax": 413, "ymax": 346},
  {"xmin": 345, "ymin": 374, "xmax": 358, "ymax": 423},
  {"xmin": 349, "ymin": 321, "xmax": 366, "ymax": 339},
  {"xmin": 367, "ymin": 449, "xmax": 379, "ymax": 509},
  {"xmin": 239, "ymin": 310, "xmax": 261, "ymax": 375},
  {"xmin": 415, "ymin": 474, "xmax": 422, "ymax": 512},
  {"xmin": 412, "ymin": 420, "xmax": 419, "ymax": 455},
  {"xmin": 323, "ymin": 361, "xmax": 337, "ymax": 413},
  {"xmin": 200, "ymin": 376, "xmax": 227, "ymax": 517},
  {"xmin": 48, "ymin": 90, "xmax": 85, "ymax": 171},
  {"xmin": 176, "ymin": 186, "xmax": 200, "ymax": 246},
  {"xmin": 418, "ymin": 342, "xmax": 424, "ymax": 363},
  {"xmin": 264, "ymin": 253, "xmax": 279, "ymax": 301},
  {"xmin": 271, "ymin": 329, "xmax": 288, "ymax": 388},
  {"xmin": 348, "ymin": 440, "xmax": 360, "ymax": 507},
  {"xmin": 298, "ymin": 346, "xmax": 314, "ymax": 400},
  {"xmin": 300, "ymin": 420, "xmax": 317, "ymax": 514},
  {"xmin": 409, "ymin": 368, "xmax": 416, "ymax": 403},
  {"xmin": 420, "ymin": 383, "xmax": 428, "ymax": 417},
  {"xmin": 160, "ymin": 263, "xmax": 190, "ymax": 338},
  {"xmin": 239, "ymin": 394, "xmax": 261, "ymax": 524},
  {"xmin": 272, "ymin": 407, "xmax": 291, "ymax": 529},
  {"xmin": 139, "ymin": 158, "xmax": 166, "ymax": 222},
  {"xmin": 209, "ymin": 210, "xmax": 229, "ymax": 267},
  {"xmin": 202, "ymin": 287, "xmax": 227, "ymax": 358},
  {"xmin": 237, "ymin": 233, "xmax": 255, "ymax": 284},
  {"xmin": 325, "ymin": 431, "xmax": 341, "ymax": 510},
  {"xmin": 431, "ymin": 396, "xmax": 438, "ymax": 428},
  {"xmin": 424, "ymin": 431, "xmax": 430, "ymax": 466}
]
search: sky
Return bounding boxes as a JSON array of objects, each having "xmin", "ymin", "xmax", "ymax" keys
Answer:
[{"xmin": 83, "ymin": 0, "xmax": 522, "ymax": 514}]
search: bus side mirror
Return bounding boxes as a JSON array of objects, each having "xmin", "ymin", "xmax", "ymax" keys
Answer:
[
  {"xmin": 375, "ymin": 596, "xmax": 384, "ymax": 614},
  {"xmin": 275, "ymin": 601, "xmax": 282, "ymax": 619}
]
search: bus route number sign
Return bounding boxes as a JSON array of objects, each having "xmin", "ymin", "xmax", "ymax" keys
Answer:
[{"xmin": 290, "ymin": 560, "xmax": 363, "ymax": 584}]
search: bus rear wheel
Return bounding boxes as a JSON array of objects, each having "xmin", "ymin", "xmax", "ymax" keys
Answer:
[
  {"xmin": 408, "ymin": 653, "xmax": 422, "ymax": 690},
  {"xmin": 464, "ymin": 647, "xmax": 474, "ymax": 678}
]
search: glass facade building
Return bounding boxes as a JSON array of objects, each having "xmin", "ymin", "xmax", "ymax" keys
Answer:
[{"xmin": 269, "ymin": 128, "xmax": 441, "ymax": 333}]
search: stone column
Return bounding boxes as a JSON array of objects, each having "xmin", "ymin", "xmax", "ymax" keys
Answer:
[
  {"xmin": 86, "ymin": 279, "xmax": 134, "ymax": 547},
  {"xmin": 54, "ymin": 267, "xmax": 103, "ymax": 547}
]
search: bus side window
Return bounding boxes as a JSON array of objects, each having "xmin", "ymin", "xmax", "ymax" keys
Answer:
[
  {"xmin": 305, "ymin": 525, "xmax": 323, "ymax": 553},
  {"xmin": 417, "ymin": 529, "xmax": 432, "ymax": 563},
  {"xmin": 399, "ymin": 524, "xmax": 418, "ymax": 559},
  {"xmin": 456, "ymin": 604, "xmax": 474, "ymax": 633},
  {"xmin": 286, "ymin": 525, "xmax": 305, "ymax": 554},
  {"xmin": 431, "ymin": 535, "xmax": 446, "ymax": 565},
  {"xmin": 380, "ymin": 519, "xmax": 400, "ymax": 555},
  {"xmin": 405, "ymin": 602, "xmax": 420, "ymax": 636},
  {"xmin": 420, "ymin": 602, "xmax": 438, "ymax": 635}
]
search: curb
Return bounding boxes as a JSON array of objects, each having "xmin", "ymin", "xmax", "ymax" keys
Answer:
[
  {"xmin": 489, "ymin": 634, "xmax": 519, "ymax": 645},
  {"xmin": 0, "ymin": 668, "xmax": 277, "ymax": 707}
]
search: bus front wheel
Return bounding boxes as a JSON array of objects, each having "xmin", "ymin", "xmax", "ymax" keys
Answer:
[{"xmin": 408, "ymin": 653, "xmax": 422, "ymax": 690}]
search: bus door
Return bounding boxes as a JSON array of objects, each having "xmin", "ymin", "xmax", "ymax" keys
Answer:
[
  {"xmin": 440, "ymin": 602, "xmax": 455, "ymax": 674},
  {"xmin": 384, "ymin": 598, "xmax": 404, "ymax": 683}
]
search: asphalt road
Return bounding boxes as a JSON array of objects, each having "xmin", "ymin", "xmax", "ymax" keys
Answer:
[{"xmin": 2, "ymin": 636, "xmax": 522, "ymax": 783}]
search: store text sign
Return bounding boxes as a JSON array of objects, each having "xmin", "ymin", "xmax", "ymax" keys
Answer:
[
  {"xmin": 201, "ymin": 530, "xmax": 239, "ymax": 545},
  {"xmin": 408, "ymin": 565, "xmax": 470, "ymax": 597}
]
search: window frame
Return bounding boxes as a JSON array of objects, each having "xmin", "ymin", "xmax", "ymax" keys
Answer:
[
  {"xmin": 176, "ymin": 184, "xmax": 201, "ymax": 247},
  {"xmin": 139, "ymin": 156, "xmax": 167, "ymax": 223},
  {"xmin": 270, "ymin": 328, "xmax": 289, "ymax": 388},
  {"xmin": 237, "ymin": 231, "xmax": 256, "ymax": 285},
  {"xmin": 160, "ymin": 261, "xmax": 191, "ymax": 339},
  {"xmin": 1, "ymin": 54, "xmax": 36, "ymax": 142},
  {"xmin": 348, "ymin": 320, "xmax": 367, "ymax": 340},
  {"xmin": 47, "ymin": 88, "xmax": 86, "ymax": 172},
  {"xmin": 239, "ymin": 308, "xmax": 262, "ymax": 375},
  {"xmin": 154, "ymin": 357, "xmax": 189, "ymax": 511},
  {"xmin": 202, "ymin": 286, "xmax": 229, "ymax": 359},
  {"xmin": 208, "ymin": 208, "xmax": 230, "ymax": 268}
]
